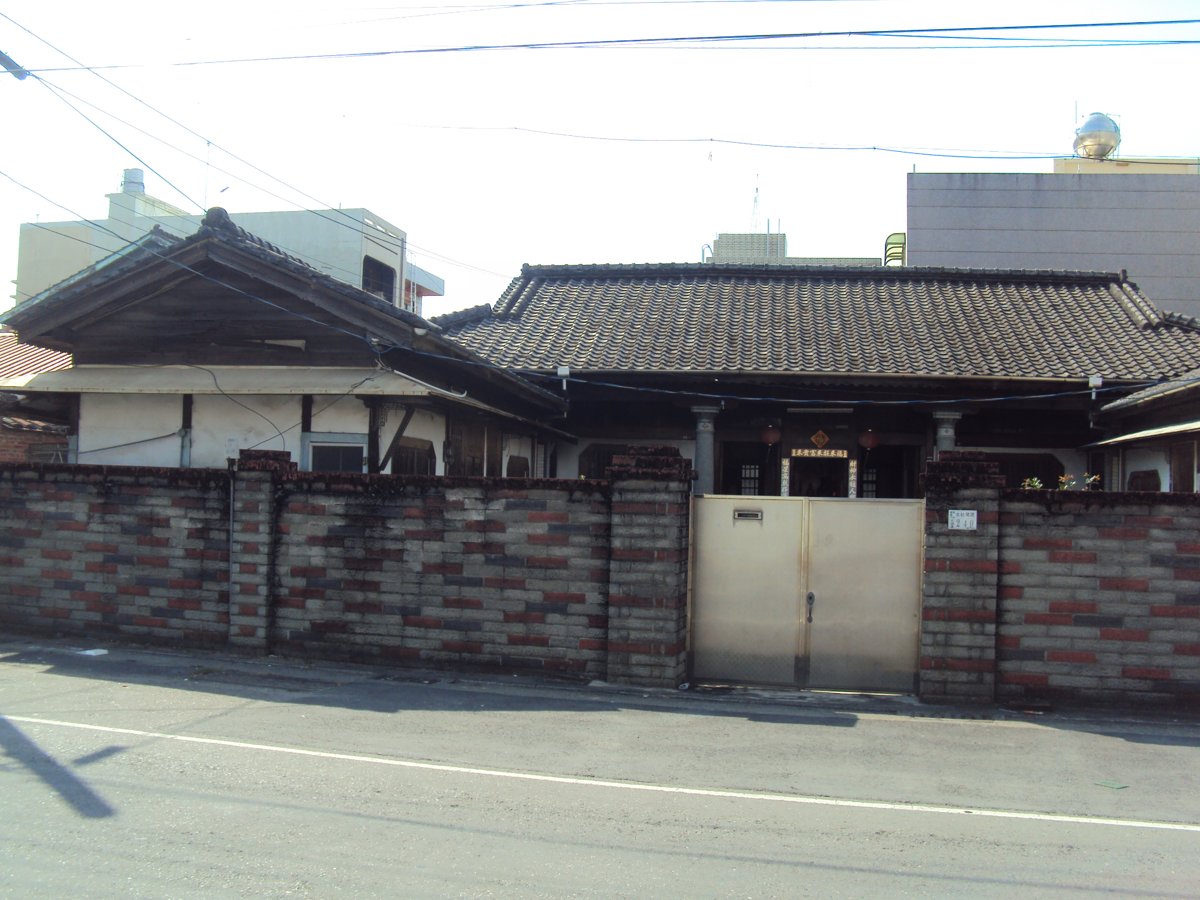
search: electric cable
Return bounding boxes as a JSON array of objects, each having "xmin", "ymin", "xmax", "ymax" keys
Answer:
[
  {"xmin": 1, "ymin": 13, "xmax": 497, "ymax": 283},
  {"xmin": 20, "ymin": 17, "xmax": 1200, "ymax": 72}
]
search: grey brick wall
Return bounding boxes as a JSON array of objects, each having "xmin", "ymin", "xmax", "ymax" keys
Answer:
[
  {"xmin": 997, "ymin": 494, "xmax": 1200, "ymax": 707},
  {"xmin": 0, "ymin": 447, "xmax": 693, "ymax": 688},
  {"xmin": 921, "ymin": 455, "xmax": 1200, "ymax": 708},
  {"xmin": 0, "ymin": 465, "xmax": 230, "ymax": 645}
]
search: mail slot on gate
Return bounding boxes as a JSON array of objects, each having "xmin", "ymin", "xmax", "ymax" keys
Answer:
[{"xmin": 733, "ymin": 508, "xmax": 764, "ymax": 521}]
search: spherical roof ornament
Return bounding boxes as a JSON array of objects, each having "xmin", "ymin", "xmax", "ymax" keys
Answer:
[{"xmin": 1073, "ymin": 112, "xmax": 1121, "ymax": 160}]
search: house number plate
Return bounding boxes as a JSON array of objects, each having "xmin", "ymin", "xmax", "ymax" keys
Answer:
[{"xmin": 947, "ymin": 509, "xmax": 978, "ymax": 530}]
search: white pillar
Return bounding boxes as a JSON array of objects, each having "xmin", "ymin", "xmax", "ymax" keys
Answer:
[
  {"xmin": 933, "ymin": 411, "xmax": 963, "ymax": 453},
  {"xmin": 691, "ymin": 405, "xmax": 720, "ymax": 494}
]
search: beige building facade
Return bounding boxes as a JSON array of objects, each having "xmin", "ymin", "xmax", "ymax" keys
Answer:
[{"xmin": 14, "ymin": 169, "xmax": 443, "ymax": 316}]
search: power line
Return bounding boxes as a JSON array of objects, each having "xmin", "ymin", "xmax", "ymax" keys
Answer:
[
  {"xmin": 21, "ymin": 18, "xmax": 1200, "ymax": 72},
  {"xmin": 31, "ymin": 77, "xmax": 205, "ymax": 215},
  {"xmin": 0, "ymin": 13, "xmax": 498, "ymax": 285}
]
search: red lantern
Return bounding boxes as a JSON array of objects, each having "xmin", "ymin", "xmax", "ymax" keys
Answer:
[
  {"xmin": 760, "ymin": 424, "xmax": 782, "ymax": 446},
  {"xmin": 858, "ymin": 429, "xmax": 881, "ymax": 450}
]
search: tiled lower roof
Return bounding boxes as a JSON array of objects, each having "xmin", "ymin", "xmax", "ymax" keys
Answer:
[
  {"xmin": 435, "ymin": 263, "xmax": 1200, "ymax": 381},
  {"xmin": 0, "ymin": 329, "xmax": 72, "ymax": 378},
  {"xmin": 1102, "ymin": 366, "xmax": 1200, "ymax": 412}
]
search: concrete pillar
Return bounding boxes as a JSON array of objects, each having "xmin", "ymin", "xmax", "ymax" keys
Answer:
[
  {"xmin": 226, "ymin": 450, "xmax": 293, "ymax": 651},
  {"xmin": 691, "ymin": 405, "xmax": 720, "ymax": 494},
  {"xmin": 606, "ymin": 448, "xmax": 692, "ymax": 688}
]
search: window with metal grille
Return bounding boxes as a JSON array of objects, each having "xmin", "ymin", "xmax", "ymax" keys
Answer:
[
  {"xmin": 739, "ymin": 463, "xmax": 760, "ymax": 495},
  {"xmin": 862, "ymin": 466, "xmax": 878, "ymax": 498}
]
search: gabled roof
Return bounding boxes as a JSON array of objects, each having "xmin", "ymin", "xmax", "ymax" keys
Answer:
[
  {"xmin": 435, "ymin": 263, "xmax": 1200, "ymax": 384},
  {"xmin": 2, "ymin": 208, "xmax": 426, "ymax": 348},
  {"xmin": 1, "ymin": 209, "xmax": 563, "ymax": 418}
]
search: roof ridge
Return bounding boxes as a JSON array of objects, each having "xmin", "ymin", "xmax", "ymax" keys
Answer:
[
  {"xmin": 1161, "ymin": 309, "xmax": 1200, "ymax": 331},
  {"xmin": 1109, "ymin": 279, "xmax": 1164, "ymax": 329},
  {"xmin": 517, "ymin": 261, "xmax": 1126, "ymax": 284},
  {"xmin": 430, "ymin": 303, "xmax": 494, "ymax": 329},
  {"xmin": 199, "ymin": 207, "xmax": 316, "ymax": 272}
]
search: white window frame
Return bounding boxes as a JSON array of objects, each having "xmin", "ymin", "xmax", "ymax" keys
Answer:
[{"xmin": 302, "ymin": 432, "xmax": 368, "ymax": 473}]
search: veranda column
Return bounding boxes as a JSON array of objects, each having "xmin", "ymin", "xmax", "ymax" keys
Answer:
[
  {"xmin": 933, "ymin": 411, "xmax": 963, "ymax": 454},
  {"xmin": 691, "ymin": 405, "xmax": 720, "ymax": 494}
]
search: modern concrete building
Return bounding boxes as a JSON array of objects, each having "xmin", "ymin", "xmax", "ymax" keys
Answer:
[
  {"xmin": 13, "ymin": 169, "xmax": 444, "ymax": 316},
  {"xmin": 907, "ymin": 160, "xmax": 1200, "ymax": 319},
  {"xmin": 704, "ymin": 232, "xmax": 880, "ymax": 266}
]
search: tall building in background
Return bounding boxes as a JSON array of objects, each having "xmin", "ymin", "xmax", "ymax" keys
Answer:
[
  {"xmin": 704, "ymin": 232, "xmax": 880, "ymax": 266},
  {"xmin": 13, "ymin": 169, "xmax": 443, "ymax": 316},
  {"xmin": 907, "ymin": 114, "xmax": 1200, "ymax": 319}
]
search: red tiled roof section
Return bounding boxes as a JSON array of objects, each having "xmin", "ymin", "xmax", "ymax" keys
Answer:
[
  {"xmin": 436, "ymin": 264, "xmax": 1200, "ymax": 381},
  {"xmin": 0, "ymin": 329, "xmax": 72, "ymax": 378}
]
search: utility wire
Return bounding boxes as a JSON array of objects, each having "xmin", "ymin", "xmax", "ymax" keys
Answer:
[
  {"xmin": 21, "ymin": 18, "xmax": 1200, "ymax": 72},
  {"xmin": 1, "ymin": 13, "xmax": 499, "ymax": 282},
  {"xmin": 31, "ymin": 76, "xmax": 204, "ymax": 214}
]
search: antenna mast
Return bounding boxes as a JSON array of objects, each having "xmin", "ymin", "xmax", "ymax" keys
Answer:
[{"xmin": 751, "ymin": 175, "xmax": 760, "ymax": 233}]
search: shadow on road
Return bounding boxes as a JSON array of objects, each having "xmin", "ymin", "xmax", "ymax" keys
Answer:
[
  {"xmin": 7, "ymin": 637, "xmax": 1199, "ymax": 745},
  {"xmin": 0, "ymin": 638, "xmax": 861, "ymax": 729},
  {"xmin": 0, "ymin": 716, "xmax": 116, "ymax": 818}
]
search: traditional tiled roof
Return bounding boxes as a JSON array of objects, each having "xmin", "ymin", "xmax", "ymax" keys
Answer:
[
  {"xmin": 1102, "ymin": 366, "xmax": 1200, "ymax": 413},
  {"xmin": 0, "ymin": 328, "xmax": 71, "ymax": 378},
  {"xmin": 434, "ymin": 263, "xmax": 1200, "ymax": 382}
]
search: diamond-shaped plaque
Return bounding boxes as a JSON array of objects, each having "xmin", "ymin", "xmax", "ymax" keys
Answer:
[{"xmin": 810, "ymin": 430, "xmax": 830, "ymax": 449}]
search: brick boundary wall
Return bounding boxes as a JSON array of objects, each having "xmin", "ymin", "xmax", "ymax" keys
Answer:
[
  {"xmin": 0, "ymin": 465, "xmax": 232, "ymax": 645},
  {"xmin": 922, "ymin": 454, "xmax": 1200, "ymax": 709},
  {"xmin": 0, "ymin": 447, "xmax": 692, "ymax": 688},
  {"xmin": 997, "ymin": 491, "xmax": 1200, "ymax": 707}
]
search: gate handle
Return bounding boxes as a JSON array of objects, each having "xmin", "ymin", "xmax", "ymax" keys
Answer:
[{"xmin": 806, "ymin": 592, "xmax": 815, "ymax": 623}]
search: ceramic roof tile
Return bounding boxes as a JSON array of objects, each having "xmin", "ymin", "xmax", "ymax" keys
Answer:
[
  {"xmin": 0, "ymin": 329, "xmax": 71, "ymax": 378},
  {"xmin": 434, "ymin": 263, "xmax": 1200, "ymax": 382}
]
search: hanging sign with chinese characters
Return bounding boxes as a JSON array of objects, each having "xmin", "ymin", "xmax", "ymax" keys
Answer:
[{"xmin": 790, "ymin": 449, "xmax": 849, "ymax": 459}]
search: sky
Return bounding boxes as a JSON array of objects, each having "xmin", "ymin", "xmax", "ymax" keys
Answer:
[{"xmin": 1, "ymin": 0, "xmax": 1198, "ymax": 319}]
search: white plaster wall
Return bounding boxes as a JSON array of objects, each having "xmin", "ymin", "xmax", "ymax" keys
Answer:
[
  {"xmin": 1123, "ymin": 447, "xmax": 1169, "ymax": 491},
  {"xmin": 309, "ymin": 394, "xmax": 369, "ymax": 434},
  {"xmin": 191, "ymin": 394, "xmax": 303, "ymax": 468},
  {"xmin": 77, "ymin": 394, "xmax": 184, "ymax": 466},
  {"xmin": 907, "ymin": 172, "xmax": 1200, "ymax": 318}
]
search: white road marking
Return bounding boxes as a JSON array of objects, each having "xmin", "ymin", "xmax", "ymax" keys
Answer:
[{"xmin": 6, "ymin": 713, "xmax": 1199, "ymax": 834}]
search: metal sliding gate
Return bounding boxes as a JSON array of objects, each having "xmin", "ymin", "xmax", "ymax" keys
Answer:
[{"xmin": 690, "ymin": 496, "xmax": 925, "ymax": 692}]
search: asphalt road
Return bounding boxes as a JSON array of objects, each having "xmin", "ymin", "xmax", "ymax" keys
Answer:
[{"xmin": 2, "ymin": 637, "xmax": 1198, "ymax": 898}]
